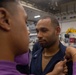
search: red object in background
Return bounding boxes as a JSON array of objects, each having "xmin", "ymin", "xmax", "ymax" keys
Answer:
[
  {"xmin": 70, "ymin": 38, "xmax": 75, "ymax": 43},
  {"xmin": 74, "ymin": 38, "xmax": 76, "ymax": 44}
]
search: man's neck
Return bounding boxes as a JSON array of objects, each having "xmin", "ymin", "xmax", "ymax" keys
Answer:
[
  {"xmin": 43, "ymin": 41, "xmax": 60, "ymax": 57},
  {"xmin": 0, "ymin": 47, "xmax": 14, "ymax": 62}
]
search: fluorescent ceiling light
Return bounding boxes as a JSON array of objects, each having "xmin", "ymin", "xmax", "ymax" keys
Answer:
[{"xmin": 34, "ymin": 15, "xmax": 40, "ymax": 18}]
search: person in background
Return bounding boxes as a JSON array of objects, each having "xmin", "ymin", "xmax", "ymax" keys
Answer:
[
  {"xmin": 30, "ymin": 16, "xmax": 73, "ymax": 75},
  {"xmin": 0, "ymin": 0, "xmax": 29, "ymax": 75},
  {"xmin": 16, "ymin": 25, "xmax": 68, "ymax": 75}
]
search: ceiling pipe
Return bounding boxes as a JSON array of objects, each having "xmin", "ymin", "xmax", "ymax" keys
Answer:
[{"xmin": 20, "ymin": 1, "xmax": 43, "ymax": 12}]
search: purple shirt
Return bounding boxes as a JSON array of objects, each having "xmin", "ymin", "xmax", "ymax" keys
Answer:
[
  {"xmin": 73, "ymin": 62, "xmax": 76, "ymax": 75},
  {"xmin": 0, "ymin": 60, "xmax": 25, "ymax": 75},
  {"xmin": 15, "ymin": 52, "xmax": 29, "ymax": 65}
]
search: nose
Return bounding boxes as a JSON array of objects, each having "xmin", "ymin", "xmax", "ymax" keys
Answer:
[{"xmin": 37, "ymin": 32, "xmax": 43, "ymax": 39}]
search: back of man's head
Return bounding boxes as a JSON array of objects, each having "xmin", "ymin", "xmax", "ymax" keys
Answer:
[
  {"xmin": 0, "ymin": 0, "xmax": 20, "ymax": 15},
  {"xmin": 0, "ymin": 0, "xmax": 29, "ymax": 58}
]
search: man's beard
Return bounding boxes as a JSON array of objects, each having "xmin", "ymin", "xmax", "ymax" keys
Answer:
[{"xmin": 40, "ymin": 40, "xmax": 56, "ymax": 48}]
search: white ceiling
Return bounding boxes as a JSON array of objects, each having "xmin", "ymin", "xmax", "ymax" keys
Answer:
[
  {"xmin": 21, "ymin": 0, "xmax": 76, "ymax": 22},
  {"xmin": 24, "ymin": 6, "xmax": 52, "ymax": 22},
  {"xmin": 21, "ymin": 1, "xmax": 52, "ymax": 22}
]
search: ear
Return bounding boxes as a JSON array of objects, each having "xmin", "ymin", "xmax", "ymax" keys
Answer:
[
  {"xmin": 0, "ymin": 8, "xmax": 11, "ymax": 31},
  {"xmin": 56, "ymin": 26, "xmax": 61, "ymax": 35}
]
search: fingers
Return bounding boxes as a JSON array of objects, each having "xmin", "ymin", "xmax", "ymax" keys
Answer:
[
  {"xmin": 62, "ymin": 59, "xmax": 68, "ymax": 74},
  {"xmin": 59, "ymin": 59, "xmax": 67, "ymax": 66},
  {"xmin": 63, "ymin": 59, "xmax": 67, "ymax": 64},
  {"xmin": 63, "ymin": 65, "xmax": 68, "ymax": 74}
]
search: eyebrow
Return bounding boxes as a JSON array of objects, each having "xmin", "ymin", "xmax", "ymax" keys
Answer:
[
  {"xmin": 36, "ymin": 26, "xmax": 47, "ymax": 29},
  {"xmin": 36, "ymin": 27, "xmax": 48, "ymax": 31}
]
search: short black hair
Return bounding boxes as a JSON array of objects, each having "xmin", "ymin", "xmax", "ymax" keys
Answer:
[
  {"xmin": 0, "ymin": 0, "xmax": 20, "ymax": 15},
  {"xmin": 41, "ymin": 16, "xmax": 59, "ymax": 27}
]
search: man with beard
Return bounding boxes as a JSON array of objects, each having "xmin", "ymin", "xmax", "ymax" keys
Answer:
[{"xmin": 30, "ymin": 16, "xmax": 72, "ymax": 75}]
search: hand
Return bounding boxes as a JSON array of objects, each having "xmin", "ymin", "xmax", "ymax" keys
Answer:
[
  {"xmin": 46, "ymin": 59, "xmax": 68, "ymax": 75},
  {"xmin": 65, "ymin": 46, "xmax": 76, "ymax": 62}
]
